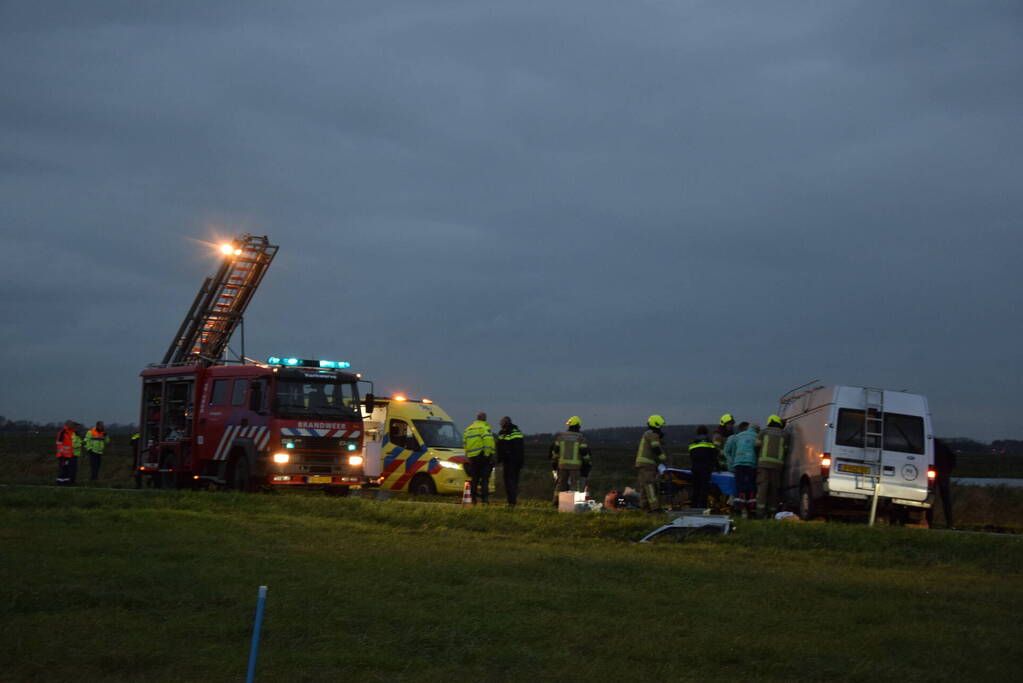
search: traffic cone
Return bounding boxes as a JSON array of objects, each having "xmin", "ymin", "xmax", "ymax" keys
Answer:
[{"xmin": 461, "ymin": 480, "xmax": 473, "ymax": 506}]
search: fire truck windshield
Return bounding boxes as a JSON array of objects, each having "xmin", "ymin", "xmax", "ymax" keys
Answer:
[{"xmin": 274, "ymin": 380, "xmax": 360, "ymax": 420}]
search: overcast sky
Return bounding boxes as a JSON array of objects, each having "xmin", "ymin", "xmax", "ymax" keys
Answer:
[{"xmin": 1, "ymin": 1, "xmax": 1021, "ymax": 439}]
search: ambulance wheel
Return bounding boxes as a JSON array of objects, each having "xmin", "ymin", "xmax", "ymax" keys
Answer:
[
  {"xmin": 799, "ymin": 480, "xmax": 814, "ymax": 521},
  {"xmin": 230, "ymin": 455, "xmax": 254, "ymax": 493},
  {"xmin": 409, "ymin": 474, "xmax": 436, "ymax": 496}
]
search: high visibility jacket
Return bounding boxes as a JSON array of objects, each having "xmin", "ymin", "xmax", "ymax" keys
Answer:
[
  {"xmin": 72, "ymin": 432, "xmax": 84, "ymax": 457},
  {"xmin": 55, "ymin": 427, "xmax": 73, "ymax": 459},
  {"xmin": 725, "ymin": 428, "xmax": 758, "ymax": 470},
  {"xmin": 551, "ymin": 430, "xmax": 590, "ymax": 470},
  {"xmin": 496, "ymin": 424, "xmax": 524, "ymax": 466},
  {"xmin": 757, "ymin": 426, "xmax": 786, "ymax": 468},
  {"xmin": 462, "ymin": 421, "xmax": 495, "ymax": 459},
  {"xmin": 85, "ymin": 428, "xmax": 110, "ymax": 454},
  {"xmin": 688, "ymin": 438, "xmax": 717, "ymax": 466},
  {"xmin": 636, "ymin": 428, "xmax": 667, "ymax": 467}
]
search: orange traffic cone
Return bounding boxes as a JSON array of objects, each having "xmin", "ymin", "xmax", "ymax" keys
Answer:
[{"xmin": 461, "ymin": 480, "xmax": 473, "ymax": 506}]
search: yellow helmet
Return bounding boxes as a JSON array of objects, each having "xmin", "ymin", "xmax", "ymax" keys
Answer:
[
  {"xmin": 566, "ymin": 416, "xmax": 581, "ymax": 427},
  {"xmin": 767, "ymin": 414, "xmax": 783, "ymax": 427},
  {"xmin": 647, "ymin": 414, "xmax": 666, "ymax": 429},
  {"xmin": 719, "ymin": 413, "xmax": 734, "ymax": 426}
]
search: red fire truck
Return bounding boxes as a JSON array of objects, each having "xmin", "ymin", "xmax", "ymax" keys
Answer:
[{"xmin": 135, "ymin": 234, "xmax": 369, "ymax": 492}]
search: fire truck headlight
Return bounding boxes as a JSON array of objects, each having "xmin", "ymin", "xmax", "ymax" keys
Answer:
[
  {"xmin": 273, "ymin": 452, "xmax": 290, "ymax": 464},
  {"xmin": 348, "ymin": 455, "xmax": 364, "ymax": 466}
]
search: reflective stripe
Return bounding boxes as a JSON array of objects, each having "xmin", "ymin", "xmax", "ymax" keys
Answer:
[{"xmin": 688, "ymin": 440, "xmax": 716, "ymax": 451}]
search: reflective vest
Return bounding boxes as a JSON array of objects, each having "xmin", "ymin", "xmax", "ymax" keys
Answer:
[
  {"xmin": 688, "ymin": 439, "xmax": 717, "ymax": 461},
  {"xmin": 462, "ymin": 420, "xmax": 495, "ymax": 459},
  {"xmin": 636, "ymin": 429, "xmax": 667, "ymax": 467},
  {"xmin": 552, "ymin": 431, "xmax": 588, "ymax": 470},
  {"xmin": 758, "ymin": 426, "xmax": 786, "ymax": 467},
  {"xmin": 55, "ymin": 427, "xmax": 73, "ymax": 459},
  {"xmin": 72, "ymin": 432, "xmax": 84, "ymax": 457},
  {"xmin": 85, "ymin": 428, "xmax": 109, "ymax": 455}
]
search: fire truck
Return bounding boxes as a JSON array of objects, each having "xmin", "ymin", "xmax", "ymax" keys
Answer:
[{"xmin": 135, "ymin": 234, "xmax": 369, "ymax": 492}]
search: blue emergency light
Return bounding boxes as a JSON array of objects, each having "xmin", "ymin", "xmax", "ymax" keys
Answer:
[{"xmin": 267, "ymin": 356, "xmax": 351, "ymax": 369}]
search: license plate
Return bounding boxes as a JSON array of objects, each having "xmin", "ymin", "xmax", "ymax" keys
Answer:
[
  {"xmin": 308, "ymin": 475, "xmax": 332, "ymax": 484},
  {"xmin": 838, "ymin": 464, "xmax": 871, "ymax": 475}
]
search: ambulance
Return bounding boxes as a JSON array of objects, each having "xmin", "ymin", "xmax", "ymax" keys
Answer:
[{"xmin": 361, "ymin": 395, "xmax": 496, "ymax": 496}]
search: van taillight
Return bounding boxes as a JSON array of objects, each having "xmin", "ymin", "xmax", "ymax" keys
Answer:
[
  {"xmin": 927, "ymin": 468, "xmax": 936, "ymax": 489},
  {"xmin": 820, "ymin": 452, "xmax": 831, "ymax": 477}
]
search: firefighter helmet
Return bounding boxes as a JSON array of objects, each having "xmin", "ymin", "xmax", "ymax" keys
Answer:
[
  {"xmin": 767, "ymin": 414, "xmax": 783, "ymax": 427},
  {"xmin": 648, "ymin": 414, "xmax": 666, "ymax": 429},
  {"xmin": 566, "ymin": 416, "xmax": 582, "ymax": 427},
  {"xmin": 719, "ymin": 413, "xmax": 734, "ymax": 426}
]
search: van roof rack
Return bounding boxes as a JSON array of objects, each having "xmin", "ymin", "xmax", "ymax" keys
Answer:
[{"xmin": 778, "ymin": 379, "xmax": 823, "ymax": 406}]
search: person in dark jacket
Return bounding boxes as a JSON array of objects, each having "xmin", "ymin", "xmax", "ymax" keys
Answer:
[
  {"xmin": 496, "ymin": 416, "xmax": 525, "ymax": 506},
  {"xmin": 688, "ymin": 425, "xmax": 718, "ymax": 509},
  {"xmin": 929, "ymin": 438, "xmax": 957, "ymax": 528}
]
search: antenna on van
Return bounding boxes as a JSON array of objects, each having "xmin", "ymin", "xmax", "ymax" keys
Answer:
[{"xmin": 778, "ymin": 379, "xmax": 823, "ymax": 407}]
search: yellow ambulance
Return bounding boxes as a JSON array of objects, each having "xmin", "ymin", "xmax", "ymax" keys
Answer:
[{"xmin": 362, "ymin": 395, "xmax": 496, "ymax": 495}]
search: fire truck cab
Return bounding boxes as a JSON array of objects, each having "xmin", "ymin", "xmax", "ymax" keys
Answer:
[{"xmin": 138, "ymin": 358, "xmax": 367, "ymax": 492}]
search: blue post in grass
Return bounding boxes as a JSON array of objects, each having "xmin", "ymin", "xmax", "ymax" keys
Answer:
[{"xmin": 246, "ymin": 586, "xmax": 268, "ymax": 683}]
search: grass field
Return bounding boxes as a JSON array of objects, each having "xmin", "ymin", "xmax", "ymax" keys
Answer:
[{"xmin": 2, "ymin": 487, "xmax": 1022, "ymax": 681}]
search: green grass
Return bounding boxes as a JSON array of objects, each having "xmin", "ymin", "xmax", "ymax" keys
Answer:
[{"xmin": 2, "ymin": 487, "xmax": 1022, "ymax": 681}]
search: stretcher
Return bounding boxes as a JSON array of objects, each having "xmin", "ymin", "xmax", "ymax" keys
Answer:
[{"xmin": 659, "ymin": 468, "xmax": 736, "ymax": 510}]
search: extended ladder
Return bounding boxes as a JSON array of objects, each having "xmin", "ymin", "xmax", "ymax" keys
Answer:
[
  {"xmin": 161, "ymin": 234, "xmax": 279, "ymax": 366},
  {"xmin": 863, "ymin": 387, "xmax": 885, "ymax": 525}
]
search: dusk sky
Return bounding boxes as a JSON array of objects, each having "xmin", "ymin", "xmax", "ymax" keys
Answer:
[{"xmin": 2, "ymin": 1, "xmax": 1021, "ymax": 438}]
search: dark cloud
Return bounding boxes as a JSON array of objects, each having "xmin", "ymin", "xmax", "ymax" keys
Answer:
[{"xmin": 1, "ymin": 1, "xmax": 1021, "ymax": 438}]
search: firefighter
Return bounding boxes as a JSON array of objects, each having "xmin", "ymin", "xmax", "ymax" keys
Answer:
[
  {"xmin": 549, "ymin": 416, "xmax": 591, "ymax": 506},
  {"xmin": 55, "ymin": 420, "xmax": 75, "ymax": 485},
  {"xmin": 85, "ymin": 421, "xmax": 111, "ymax": 482},
  {"xmin": 688, "ymin": 425, "xmax": 718, "ymax": 509},
  {"xmin": 635, "ymin": 415, "xmax": 669, "ymax": 512},
  {"xmin": 462, "ymin": 412, "xmax": 496, "ymax": 504},
  {"xmin": 755, "ymin": 415, "xmax": 787, "ymax": 518},
  {"xmin": 496, "ymin": 416, "xmax": 524, "ymax": 506},
  {"xmin": 712, "ymin": 414, "xmax": 735, "ymax": 469}
]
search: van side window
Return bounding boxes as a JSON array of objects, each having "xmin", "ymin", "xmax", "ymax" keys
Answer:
[
  {"xmin": 209, "ymin": 379, "xmax": 229, "ymax": 406},
  {"xmin": 231, "ymin": 379, "xmax": 249, "ymax": 406}
]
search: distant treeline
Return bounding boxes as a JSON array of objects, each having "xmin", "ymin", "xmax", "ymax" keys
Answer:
[
  {"xmin": 0, "ymin": 416, "xmax": 137, "ymax": 435},
  {"xmin": 527, "ymin": 426, "xmax": 1023, "ymax": 456}
]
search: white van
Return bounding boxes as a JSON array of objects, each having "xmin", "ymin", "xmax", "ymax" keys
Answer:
[{"xmin": 778, "ymin": 383, "xmax": 935, "ymax": 521}]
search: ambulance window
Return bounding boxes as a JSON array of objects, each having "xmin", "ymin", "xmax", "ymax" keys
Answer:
[
  {"xmin": 210, "ymin": 380, "xmax": 229, "ymax": 406},
  {"xmin": 231, "ymin": 379, "xmax": 249, "ymax": 406},
  {"xmin": 389, "ymin": 419, "xmax": 416, "ymax": 450}
]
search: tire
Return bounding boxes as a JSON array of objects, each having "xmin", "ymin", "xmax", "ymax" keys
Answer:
[
  {"xmin": 408, "ymin": 474, "xmax": 437, "ymax": 496},
  {"xmin": 799, "ymin": 480, "xmax": 814, "ymax": 521},
  {"xmin": 230, "ymin": 455, "xmax": 253, "ymax": 492}
]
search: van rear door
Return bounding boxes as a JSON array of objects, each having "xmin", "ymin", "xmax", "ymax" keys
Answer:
[{"xmin": 831, "ymin": 406, "xmax": 929, "ymax": 503}]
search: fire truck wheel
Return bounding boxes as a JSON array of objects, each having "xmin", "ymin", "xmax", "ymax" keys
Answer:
[
  {"xmin": 409, "ymin": 474, "xmax": 436, "ymax": 496},
  {"xmin": 230, "ymin": 455, "xmax": 254, "ymax": 493}
]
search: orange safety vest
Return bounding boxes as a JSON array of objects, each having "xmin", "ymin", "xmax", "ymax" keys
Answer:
[{"xmin": 55, "ymin": 427, "xmax": 73, "ymax": 459}]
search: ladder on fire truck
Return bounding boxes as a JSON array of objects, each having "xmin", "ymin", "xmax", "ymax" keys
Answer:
[{"xmin": 161, "ymin": 234, "xmax": 279, "ymax": 366}]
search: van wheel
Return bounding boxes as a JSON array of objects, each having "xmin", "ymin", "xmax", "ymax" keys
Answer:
[
  {"xmin": 799, "ymin": 481, "xmax": 814, "ymax": 521},
  {"xmin": 230, "ymin": 456, "xmax": 253, "ymax": 493},
  {"xmin": 409, "ymin": 474, "xmax": 436, "ymax": 496}
]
